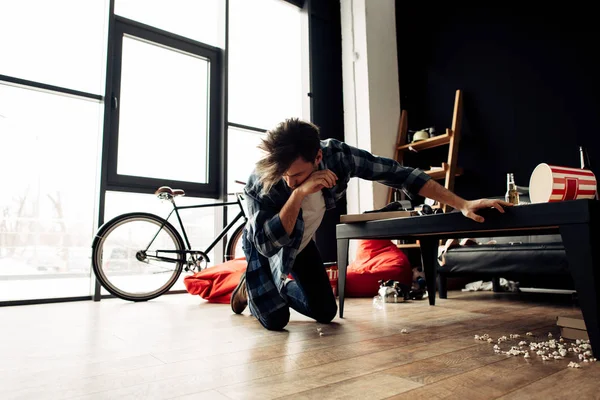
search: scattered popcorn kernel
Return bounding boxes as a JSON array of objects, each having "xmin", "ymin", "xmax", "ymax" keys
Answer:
[
  {"xmin": 401, "ymin": 329, "xmax": 408, "ymax": 334},
  {"xmin": 487, "ymin": 338, "xmax": 493, "ymax": 343},
  {"xmin": 548, "ymin": 333, "xmax": 553, "ymax": 338},
  {"xmin": 568, "ymin": 362, "xmax": 581, "ymax": 368},
  {"xmin": 526, "ymin": 332, "xmax": 533, "ymax": 336},
  {"xmin": 519, "ymin": 341, "xmax": 527, "ymax": 346},
  {"xmin": 524, "ymin": 352, "xmax": 530, "ymax": 358},
  {"xmin": 559, "ymin": 349, "xmax": 568, "ymax": 357}
]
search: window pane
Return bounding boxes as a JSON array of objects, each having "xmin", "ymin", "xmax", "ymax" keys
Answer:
[
  {"xmin": 117, "ymin": 35, "xmax": 210, "ymax": 183},
  {"xmin": 115, "ymin": 0, "xmax": 225, "ymax": 48},
  {"xmin": 226, "ymin": 127, "xmax": 264, "ymax": 239},
  {"xmin": 229, "ymin": 0, "xmax": 306, "ymax": 130},
  {"xmin": 227, "ymin": 127, "xmax": 266, "ymax": 193},
  {"xmin": 0, "ymin": 84, "xmax": 102, "ymax": 301},
  {"xmin": 103, "ymin": 191, "xmax": 221, "ymax": 293},
  {"xmin": 0, "ymin": 0, "xmax": 108, "ymax": 94}
]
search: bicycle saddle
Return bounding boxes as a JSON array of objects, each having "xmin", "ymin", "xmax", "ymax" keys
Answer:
[{"xmin": 155, "ymin": 186, "xmax": 186, "ymax": 198}]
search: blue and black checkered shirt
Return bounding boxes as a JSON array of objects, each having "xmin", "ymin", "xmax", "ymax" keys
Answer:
[{"xmin": 241, "ymin": 138, "xmax": 431, "ymax": 317}]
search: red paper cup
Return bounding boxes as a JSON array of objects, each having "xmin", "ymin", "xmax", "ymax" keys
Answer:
[{"xmin": 529, "ymin": 163, "xmax": 597, "ymax": 203}]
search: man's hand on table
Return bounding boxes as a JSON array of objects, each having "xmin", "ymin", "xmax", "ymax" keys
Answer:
[{"xmin": 459, "ymin": 199, "xmax": 514, "ymax": 223}]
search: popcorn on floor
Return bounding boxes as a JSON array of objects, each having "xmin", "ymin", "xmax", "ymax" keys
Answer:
[
  {"xmin": 401, "ymin": 329, "xmax": 408, "ymax": 334},
  {"xmin": 491, "ymin": 331, "xmax": 597, "ymax": 369}
]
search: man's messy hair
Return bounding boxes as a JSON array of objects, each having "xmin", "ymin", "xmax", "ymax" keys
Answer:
[{"xmin": 255, "ymin": 118, "xmax": 321, "ymax": 194}]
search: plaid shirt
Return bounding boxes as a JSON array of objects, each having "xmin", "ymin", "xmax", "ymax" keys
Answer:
[{"xmin": 241, "ymin": 138, "xmax": 431, "ymax": 316}]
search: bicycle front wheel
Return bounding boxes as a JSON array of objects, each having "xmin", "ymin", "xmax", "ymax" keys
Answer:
[
  {"xmin": 224, "ymin": 223, "xmax": 246, "ymax": 261},
  {"xmin": 92, "ymin": 212, "xmax": 185, "ymax": 301}
]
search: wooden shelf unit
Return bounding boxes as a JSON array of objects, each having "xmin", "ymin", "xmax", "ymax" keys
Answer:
[{"xmin": 387, "ymin": 89, "xmax": 464, "ymax": 213}]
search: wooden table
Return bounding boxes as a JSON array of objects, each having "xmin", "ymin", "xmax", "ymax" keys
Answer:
[{"xmin": 336, "ymin": 199, "xmax": 600, "ymax": 357}]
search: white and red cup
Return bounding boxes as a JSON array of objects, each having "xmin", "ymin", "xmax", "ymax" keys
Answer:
[
  {"xmin": 326, "ymin": 265, "xmax": 338, "ymax": 296},
  {"xmin": 529, "ymin": 163, "xmax": 597, "ymax": 203}
]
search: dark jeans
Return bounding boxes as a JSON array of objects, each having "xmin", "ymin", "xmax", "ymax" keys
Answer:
[{"xmin": 248, "ymin": 241, "xmax": 338, "ymax": 330}]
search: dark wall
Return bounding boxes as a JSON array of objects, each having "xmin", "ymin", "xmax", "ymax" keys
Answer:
[
  {"xmin": 396, "ymin": 4, "xmax": 600, "ymax": 200},
  {"xmin": 308, "ymin": 0, "xmax": 346, "ymax": 262}
]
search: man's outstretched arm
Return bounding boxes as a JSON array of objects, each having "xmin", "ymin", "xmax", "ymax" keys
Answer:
[{"xmin": 418, "ymin": 179, "xmax": 513, "ymax": 223}]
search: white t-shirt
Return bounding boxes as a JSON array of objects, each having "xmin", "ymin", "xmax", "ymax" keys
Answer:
[{"xmin": 299, "ymin": 191, "xmax": 326, "ymax": 252}]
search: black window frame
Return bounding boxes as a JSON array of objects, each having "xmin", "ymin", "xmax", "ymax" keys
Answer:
[{"xmin": 105, "ymin": 16, "xmax": 224, "ymax": 199}]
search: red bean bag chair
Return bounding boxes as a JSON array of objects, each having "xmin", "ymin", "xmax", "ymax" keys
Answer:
[
  {"xmin": 184, "ymin": 258, "xmax": 247, "ymax": 303},
  {"xmin": 346, "ymin": 239, "xmax": 412, "ymax": 297}
]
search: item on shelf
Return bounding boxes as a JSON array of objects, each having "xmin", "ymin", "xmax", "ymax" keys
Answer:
[{"xmin": 411, "ymin": 129, "xmax": 430, "ymax": 143}]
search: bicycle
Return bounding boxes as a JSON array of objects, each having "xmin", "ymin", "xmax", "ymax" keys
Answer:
[{"xmin": 91, "ymin": 182, "xmax": 249, "ymax": 302}]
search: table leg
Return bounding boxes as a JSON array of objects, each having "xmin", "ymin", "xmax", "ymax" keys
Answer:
[
  {"xmin": 560, "ymin": 223, "xmax": 600, "ymax": 358},
  {"xmin": 337, "ymin": 238, "xmax": 349, "ymax": 318},
  {"xmin": 420, "ymin": 238, "xmax": 439, "ymax": 306}
]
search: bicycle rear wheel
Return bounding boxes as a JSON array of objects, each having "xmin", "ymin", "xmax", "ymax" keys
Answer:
[
  {"xmin": 92, "ymin": 212, "xmax": 185, "ymax": 301},
  {"xmin": 224, "ymin": 223, "xmax": 245, "ymax": 261}
]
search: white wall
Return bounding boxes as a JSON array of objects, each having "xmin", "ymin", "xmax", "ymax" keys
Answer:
[
  {"xmin": 340, "ymin": 0, "xmax": 400, "ymax": 214},
  {"xmin": 340, "ymin": 0, "xmax": 400, "ymax": 262}
]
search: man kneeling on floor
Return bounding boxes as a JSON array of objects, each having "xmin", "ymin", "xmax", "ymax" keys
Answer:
[{"xmin": 231, "ymin": 118, "xmax": 511, "ymax": 330}]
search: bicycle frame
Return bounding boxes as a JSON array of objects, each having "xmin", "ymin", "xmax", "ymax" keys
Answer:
[{"xmin": 145, "ymin": 193, "xmax": 247, "ymax": 265}]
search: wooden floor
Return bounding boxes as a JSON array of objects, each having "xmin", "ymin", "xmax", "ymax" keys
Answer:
[{"xmin": 1, "ymin": 290, "xmax": 598, "ymax": 400}]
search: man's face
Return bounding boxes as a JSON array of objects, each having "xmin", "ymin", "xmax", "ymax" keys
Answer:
[{"xmin": 282, "ymin": 150, "xmax": 322, "ymax": 189}]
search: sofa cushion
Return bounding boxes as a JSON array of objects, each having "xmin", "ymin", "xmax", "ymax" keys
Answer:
[{"xmin": 438, "ymin": 242, "xmax": 569, "ymax": 279}]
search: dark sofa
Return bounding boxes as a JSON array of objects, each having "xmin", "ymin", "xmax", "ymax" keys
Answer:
[{"xmin": 436, "ymin": 196, "xmax": 574, "ymax": 297}]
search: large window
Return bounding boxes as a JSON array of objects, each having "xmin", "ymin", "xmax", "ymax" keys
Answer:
[
  {"xmin": 227, "ymin": 0, "xmax": 310, "ymax": 192},
  {"xmin": 0, "ymin": 0, "xmax": 309, "ymax": 304},
  {"xmin": 106, "ymin": 18, "xmax": 222, "ymax": 197},
  {"xmin": 0, "ymin": 85, "xmax": 103, "ymax": 302},
  {"xmin": 0, "ymin": 0, "xmax": 108, "ymax": 303}
]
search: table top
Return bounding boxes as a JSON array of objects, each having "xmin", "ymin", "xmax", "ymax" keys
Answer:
[{"xmin": 336, "ymin": 199, "xmax": 599, "ymax": 241}]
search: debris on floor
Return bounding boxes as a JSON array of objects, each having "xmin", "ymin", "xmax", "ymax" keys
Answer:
[
  {"xmin": 461, "ymin": 278, "xmax": 518, "ymax": 292},
  {"xmin": 473, "ymin": 331, "xmax": 597, "ymax": 368}
]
